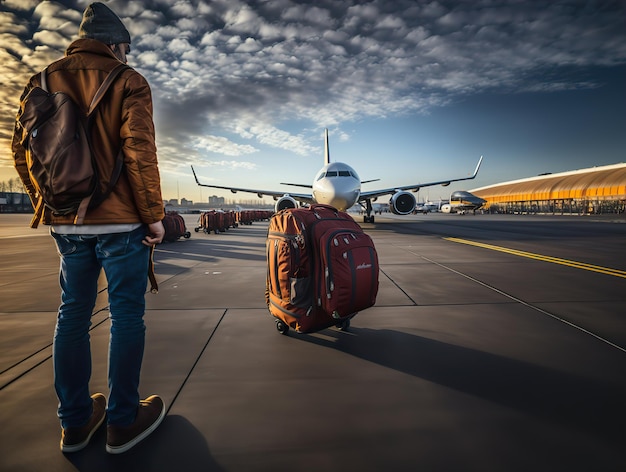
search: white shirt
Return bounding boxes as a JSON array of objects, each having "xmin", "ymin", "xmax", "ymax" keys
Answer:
[{"xmin": 51, "ymin": 223, "xmax": 142, "ymax": 235}]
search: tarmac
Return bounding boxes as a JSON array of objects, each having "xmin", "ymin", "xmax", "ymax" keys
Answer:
[{"xmin": 0, "ymin": 211, "xmax": 625, "ymax": 472}]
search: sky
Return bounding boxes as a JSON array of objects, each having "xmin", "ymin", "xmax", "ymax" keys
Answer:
[{"xmin": 1, "ymin": 0, "xmax": 625, "ymax": 205}]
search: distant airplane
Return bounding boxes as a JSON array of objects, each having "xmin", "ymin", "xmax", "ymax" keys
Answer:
[
  {"xmin": 192, "ymin": 129, "xmax": 483, "ymax": 223},
  {"xmin": 440, "ymin": 190, "xmax": 487, "ymax": 214},
  {"xmin": 415, "ymin": 200, "xmax": 446, "ymax": 213}
]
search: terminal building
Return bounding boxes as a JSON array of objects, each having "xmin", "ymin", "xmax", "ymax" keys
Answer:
[
  {"xmin": 0, "ymin": 192, "xmax": 32, "ymax": 213},
  {"xmin": 470, "ymin": 163, "xmax": 626, "ymax": 215}
]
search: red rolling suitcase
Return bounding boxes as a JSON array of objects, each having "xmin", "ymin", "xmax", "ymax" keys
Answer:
[
  {"xmin": 162, "ymin": 211, "xmax": 191, "ymax": 242},
  {"xmin": 266, "ymin": 204, "xmax": 379, "ymax": 334},
  {"xmin": 195, "ymin": 210, "xmax": 219, "ymax": 234},
  {"xmin": 310, "ymin": 208, "xmax": 379, "ymax": 320}
]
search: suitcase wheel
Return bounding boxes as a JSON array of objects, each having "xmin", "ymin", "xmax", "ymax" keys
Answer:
[
  {"xmin": 275, "ymin": 320, "xmax": 290, "ymax": 335},
  {"xmin": 336, "ymin": 319, "xmax": 350, "ymax": 331},
  {"xmin": 184, "ymin": 232, "xmax": 191, "ymax": 238}
]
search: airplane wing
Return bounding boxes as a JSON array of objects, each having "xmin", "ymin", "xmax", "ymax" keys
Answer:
[
  {"xmin": 279, "ymin": 182, "xmax": 313, "ymax": 189},
  {"xmin": 359, "ymin": 156, "xmax": 483, "ymax": 202},
  {"xmin": 191, "ymin": 166, "xmax": 314, "ymax": 204},
  {"xmin": 279, "ymin": 179, "xmax": 379, "ymax": 188}
]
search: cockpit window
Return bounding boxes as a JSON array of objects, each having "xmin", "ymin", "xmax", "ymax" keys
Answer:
[
  {"xmin": 338, "ymin": 171, "xmax": 351, "ymax": 177},
  {"xmin": 326, "ymin": 171, "xmax": 338, "ymax": 177},
  {"xmin": 316, "ymin": 172, "xmax": 326, "ymax": 181}
]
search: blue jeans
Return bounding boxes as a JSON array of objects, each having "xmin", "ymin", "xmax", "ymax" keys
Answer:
[{"xmin": 51, "ymin": 226, "xmax": 149, "ymax": 428}]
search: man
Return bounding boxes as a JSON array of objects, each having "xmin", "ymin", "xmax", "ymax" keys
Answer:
[{"xmin": 12, "ymin": 3, "xmax": 166, "ymax": 454}]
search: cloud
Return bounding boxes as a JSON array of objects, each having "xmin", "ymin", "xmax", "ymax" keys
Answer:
[
  {"xmin": 202, "ymin": 160, "xmax": 257, "ymax": 170},
  {"xmin": 1, "ymin": 0, "xmax": 625, "ymax": 177},
  {"xmin": 192, "ymin": 135, "xmax": 258, "ymax": 157},
  {"xmin": 3, "ymin": 0, "xmax": 41, "ymax": 11}
]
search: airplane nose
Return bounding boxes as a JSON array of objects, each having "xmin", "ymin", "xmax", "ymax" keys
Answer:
[
  {"xmin": 330, "ymin": 190, "xmax": 359, "ymax": 211},
  {"xmin": 314, "ymin": 179, "xmax": 359, "ymax": 211}
]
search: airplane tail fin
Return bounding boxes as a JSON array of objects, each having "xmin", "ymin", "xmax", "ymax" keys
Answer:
[{"xmin": 324, "ymin": 128, "xmax": 330, "ymax": 165}]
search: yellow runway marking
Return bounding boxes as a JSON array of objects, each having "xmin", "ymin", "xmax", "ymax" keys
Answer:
[{"xmin": 445, "ymin": 237, "xmax": 626, "ymax": 279}]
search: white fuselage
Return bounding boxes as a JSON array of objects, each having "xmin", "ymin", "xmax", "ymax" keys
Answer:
[{"xmin": 311, "ymin": 162, "xmax": 361, "ymax": 211}]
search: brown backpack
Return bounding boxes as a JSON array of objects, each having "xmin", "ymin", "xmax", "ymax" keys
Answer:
[{"xmin": 16, "ymin": 63, "xmax": 128, "ymax": 227}]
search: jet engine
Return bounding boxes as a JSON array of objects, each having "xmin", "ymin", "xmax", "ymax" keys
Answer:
[
  {"xmin": 389, "ymin": 191, "xmax": 416, "ymax": 215},
  {"xmin": 275, "ymin": 195, "xmax": 298, "ymax": 212}
]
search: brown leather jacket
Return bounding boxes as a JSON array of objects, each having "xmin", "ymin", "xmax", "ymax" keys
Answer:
[{"xmin": 12, "ymin": 38, "xmax": 164, "ymax": 226}]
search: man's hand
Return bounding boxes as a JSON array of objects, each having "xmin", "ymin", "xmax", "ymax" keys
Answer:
[{"xmin": 143, "ymin": 220, "xmax": 165, "ymax": 246}]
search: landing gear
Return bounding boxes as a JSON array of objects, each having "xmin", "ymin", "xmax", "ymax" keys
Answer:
[{"xmin": 363, "ymin": 199, "xmax": 375, "ymax": 223}]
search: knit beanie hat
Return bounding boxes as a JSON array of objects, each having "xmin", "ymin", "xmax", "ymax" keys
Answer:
[{"xmin": 78, "ymin": 2, "xmax": 131, "ymax": 45}]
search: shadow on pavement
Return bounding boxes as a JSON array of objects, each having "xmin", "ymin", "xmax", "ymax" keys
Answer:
[
  {"xmin": 64, "ymin": 415, "xmax": 224, "ymax": 472},
  {"xmin": 296, "ymin": 326, "xmax": 625, "ymax": 446}
]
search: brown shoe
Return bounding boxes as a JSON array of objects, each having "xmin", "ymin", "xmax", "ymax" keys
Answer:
[
  {"xmin": 60, "ymin": 393, "xmax": 107, "ymax": 453},
  {"xmin": 106, "ymin": 395, "xmax": 165, "ymax": 454}
]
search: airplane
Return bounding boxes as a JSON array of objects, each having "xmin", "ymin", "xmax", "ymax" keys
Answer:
[
  {"xmin": 440, "ymin": 190, "xmax": 487, "ymax": 214},
  {"xmin": 414, "ymin": 200, "xmax": 445, "ymax": 213},
  {"xmin": 191, "ymin": 129, "xmax": 483, "ymax": 223}
]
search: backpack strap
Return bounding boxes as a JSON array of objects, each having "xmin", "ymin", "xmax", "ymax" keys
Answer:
[
  {"xmin": 73, "ymin": 196, "xmax": 93, "ymax": 225},
  {"xmin": 29, "ymin": 196, "xmax": 45, "ymax": 229},
  {"xmin": 87, "ymin": 63, "xmax": 129, "ymax": 115},
  {"xmin": 73, "ymin": 63, "xmax": 130, "ymax": 225},
  {"xmin": 40, "ymin": 67, "xmax": 48, "ymax": 93},
  {"xmin": 148, "ymin": 244, "xmax": 158, "ymax": 294},
  {"xmin": 39, "ymin": 63, "xmax": 128, "ymax": 111}
]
